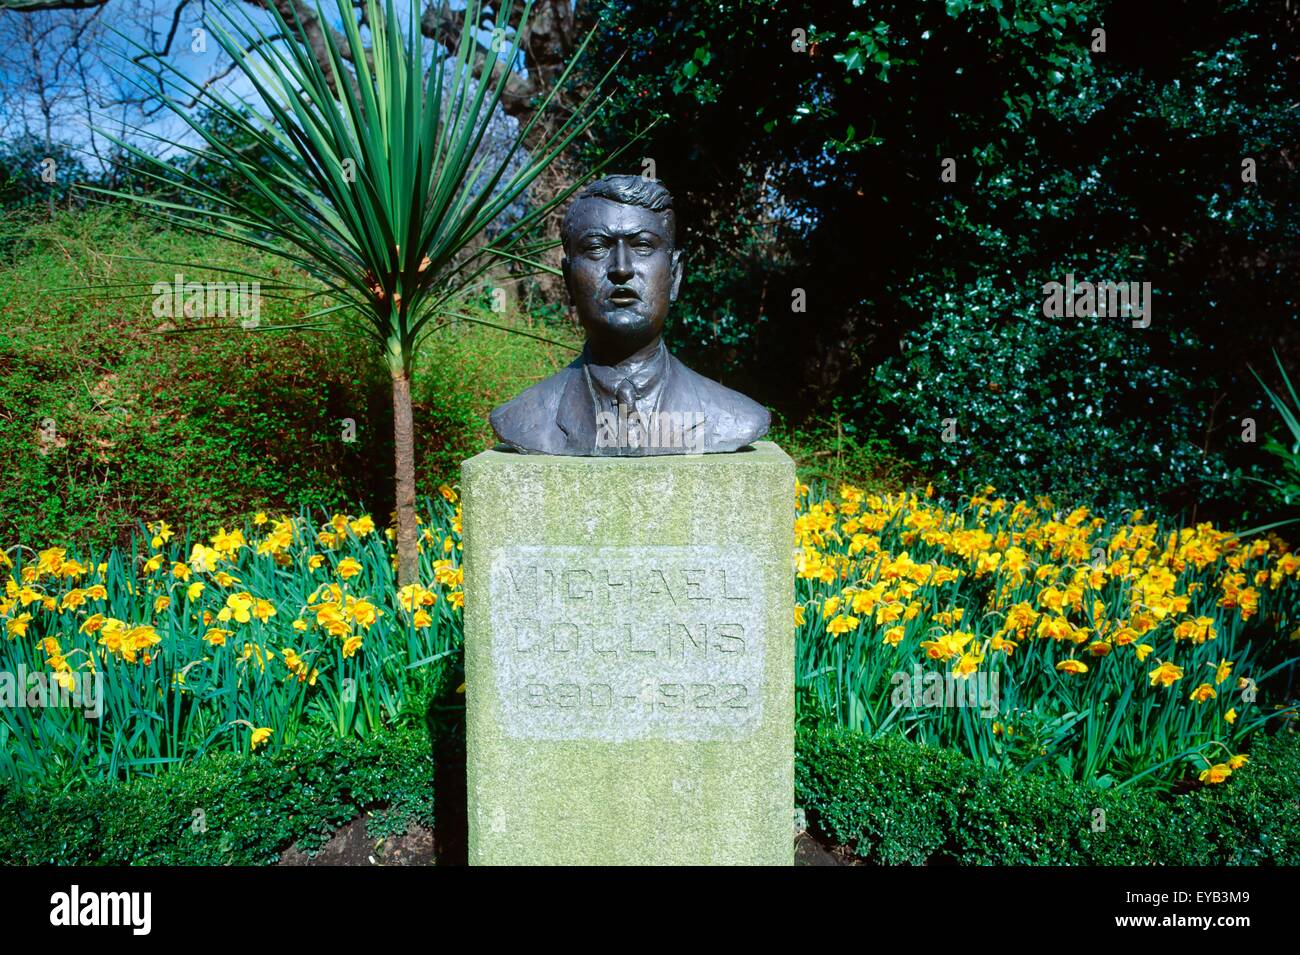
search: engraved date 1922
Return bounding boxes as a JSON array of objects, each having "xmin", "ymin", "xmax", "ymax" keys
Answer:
[{"xmin": 523, "ymin": 681, "xmax": 749, "ymax": 711}]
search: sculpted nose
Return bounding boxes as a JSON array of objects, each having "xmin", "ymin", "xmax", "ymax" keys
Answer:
[{"xmin": 608, "ymin": 242, "xmax": 634, "ymax": 284}]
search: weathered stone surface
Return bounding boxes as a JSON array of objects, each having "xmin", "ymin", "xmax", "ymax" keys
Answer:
[{"xmin": 462, "ymin": 441, "xmax": 794, "ymax": 865}]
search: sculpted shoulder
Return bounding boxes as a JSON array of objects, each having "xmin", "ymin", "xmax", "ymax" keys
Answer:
[
  {"xmin": 671, "ymin": 357, "xmax": 771, "ymax": 451},
  {"xmin": 489, "ymin": 350, "xmax": 770, "ymax": 456},
  {"xmin": 489, "ymin": 363, "xmax": 580, "ymax": 454}
]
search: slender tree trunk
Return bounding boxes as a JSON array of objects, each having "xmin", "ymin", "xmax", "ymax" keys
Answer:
[{"xmin": 392, "ymin": 368, "xmax": 419, "ymax": 589}]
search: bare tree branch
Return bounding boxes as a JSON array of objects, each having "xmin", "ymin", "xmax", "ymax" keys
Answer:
[
  {"xmin": 142, "ymin": 31, "xmax": 289, "ymax": 115},
  {"xmin": 130, "ymin": 0, "xmax": 193, "ymax": 64},
  {"xmin": 240, "ymin": 0, "xmax": 362, "ymax": 94},
  {"xmin": 0, "ymin": 1, "xmax": 111, "ymax": 11}
]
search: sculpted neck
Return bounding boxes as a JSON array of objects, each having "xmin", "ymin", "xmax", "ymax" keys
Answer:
[{"xmin": 586, "ymin": 334, "xmax": 663, "ymax": 369}]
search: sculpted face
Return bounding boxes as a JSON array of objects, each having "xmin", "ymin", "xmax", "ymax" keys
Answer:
[{"xmin": 562, "ymin": 197, "xmax": 683, "ymax": 364}]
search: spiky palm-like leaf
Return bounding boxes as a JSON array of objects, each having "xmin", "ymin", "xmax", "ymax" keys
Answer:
[{"xmin": 90, "ymin": 0, "xmax": 633, "ymax": 584}]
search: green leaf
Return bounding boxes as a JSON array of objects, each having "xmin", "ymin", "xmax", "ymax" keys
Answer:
[
  {"xmin": 88, "ymin": 0, "xmax": 623, "ymax": 377},
  {"xmin": 835, "ymin": 48, "xmax": 865, "ymax": 74}
]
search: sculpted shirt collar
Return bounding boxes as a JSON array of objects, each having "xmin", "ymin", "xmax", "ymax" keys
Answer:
[{"xmin": 581, "ymin": 337, "xmax": 670, "ymax": 417}]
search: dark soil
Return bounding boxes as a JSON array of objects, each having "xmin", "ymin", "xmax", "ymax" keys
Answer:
[
  {"xmin": 278, "ymin": 814, "xmax": 852, "ymax": 865},
  {"xmin": 795, "ymin": 831, "xmax": 858, "ymax": 866},
  {"xmin": 278, "ymin": 817, "xmax": 435, "ymax": 866}
]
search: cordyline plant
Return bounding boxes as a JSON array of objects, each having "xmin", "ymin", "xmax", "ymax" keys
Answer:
[
  {"xmin": 90, "ymin": 0, "xmax": 630, "ymax": 587},
  {"xmin": 1241, "ymin": 350, "xmax": 1300, "ymax": 537}
]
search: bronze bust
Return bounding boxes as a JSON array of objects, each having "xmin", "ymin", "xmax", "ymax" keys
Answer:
[{"xmin": 489, "ymin": 175, "xmax": 770, "ymax": 456}]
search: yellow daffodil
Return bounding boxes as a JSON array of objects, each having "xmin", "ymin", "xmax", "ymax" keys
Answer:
[
  {"xmin": 1148, "ymin": 661, "xmax": 1184, "ymax": 688},
  {"xmin": 826, "ymin": 613, "xmax": 860, "ymax": 636},
  {"xmin": 1198, "ymin": 763, "xmax": 1231, "ymax": 784}
]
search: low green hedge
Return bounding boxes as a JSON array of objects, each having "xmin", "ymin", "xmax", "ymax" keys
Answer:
[
  {"xmin": 5, "ymin": 721, "xmax": 1297, "ymax": 865},
  {"xmin": 796, "ymin": 726, "xmax": 1300, "ymax": 865},
  {"xmin": 0, "ymin": 726, "xmax": 435, "ymax": 865}
]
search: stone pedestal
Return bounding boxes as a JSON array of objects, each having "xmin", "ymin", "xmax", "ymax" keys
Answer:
[{"xmin": 461, "ymin": 441, "xmax": 794, "ymax": 865}]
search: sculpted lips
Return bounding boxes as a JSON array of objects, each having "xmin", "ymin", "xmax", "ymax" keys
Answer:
[{"xmin": 609, "ymin": 286, "xmax": 640, "ymax": 307}]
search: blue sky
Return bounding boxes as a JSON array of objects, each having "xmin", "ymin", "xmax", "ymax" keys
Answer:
[{"xmin": 0, "ymin": 0, "xmax": 521, "ymax": 174}]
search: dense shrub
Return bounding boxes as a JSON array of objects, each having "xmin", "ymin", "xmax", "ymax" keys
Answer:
[
  {"xmin": 584, "ymin": 0, "xmax": 1300, "ymax": 525},
  {"xmin": 8, "ymin": 717, "xmax": 1295, "ymax": 866},
  {"xmin": 873, "ymin": 268, "xmax": 1214, "ymax": 516},
  {"xmin": 0, "ymin": 725, "xmax": 434, "ymax": 865},
  {"xmin": 796, "ymin": 725, "xmax": 1300, "ymax": 865}
]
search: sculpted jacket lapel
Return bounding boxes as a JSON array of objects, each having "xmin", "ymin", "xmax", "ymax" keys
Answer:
[
  {"xmin": 555, "ymin": 367, "xmax": 596, "ymax": 454},
  {"xmin": 553, "ymin": 349, "xmax": 711, "ymax": 455},
  {"xmin": 663, "ymin": 354, "xmax": 710, "ymax": 450}
]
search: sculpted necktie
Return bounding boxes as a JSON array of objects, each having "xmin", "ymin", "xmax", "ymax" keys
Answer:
[{"xmin": 615, "ymin": 378, "xmax": 641, "ymax": 448}]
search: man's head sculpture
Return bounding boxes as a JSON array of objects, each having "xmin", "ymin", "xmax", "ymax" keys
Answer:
[
  {"xmin": 559, "ymin": 176, "xmax": 681, "ymax": 365},
  {"xmin": 490, "ymin": 175, "xmax": 769, "ymax": 456}
]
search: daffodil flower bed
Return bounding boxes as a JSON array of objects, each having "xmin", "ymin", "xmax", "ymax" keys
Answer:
[
  {"xmin": 0, "ymin": 485, "xmax": 465, "ymax": 788},
  {"xmin": 2, "ymin": 479, "xmax": 1297, "ymax": 791},
  {"xmin": 795, "ymin": 482, "xmax": 1300, "ymax": 789}
]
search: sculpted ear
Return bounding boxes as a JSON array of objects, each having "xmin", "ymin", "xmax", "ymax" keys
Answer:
[
  {"xmin": 561, "ymin": 255, "xmax": 573, "ymax": 300},
  {"xmin": 669, "ymin": 250, "xmax": 684, "ymax": 303}
]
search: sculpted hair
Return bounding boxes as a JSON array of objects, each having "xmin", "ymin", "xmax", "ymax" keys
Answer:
[{"xmin": 560, "ymin": 175, "xmax": 676, "ymax": 254}]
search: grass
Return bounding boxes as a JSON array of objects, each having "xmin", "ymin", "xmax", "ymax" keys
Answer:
[
  {"xmin": 411, "ymin": 292, "xmax": 581, "ymax": 477},
  {"xmin": 0, "ymin": 208, "xmax": 580, "ymax": 551},
  {"xmin": 770, "ymin": 407, "xmax": 924, "ymax": 494}
]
